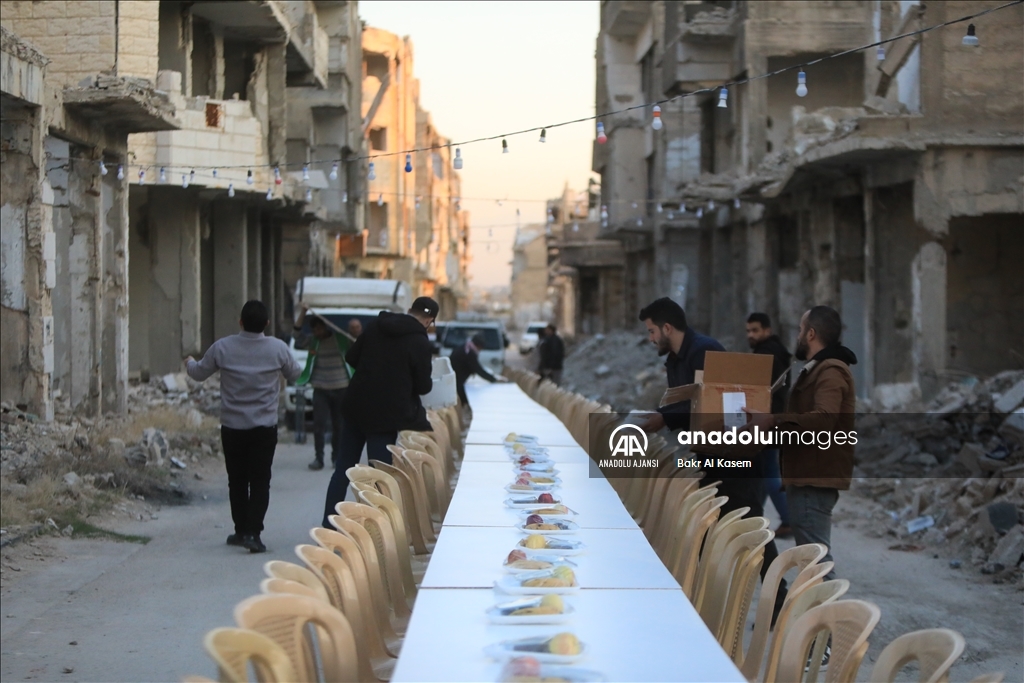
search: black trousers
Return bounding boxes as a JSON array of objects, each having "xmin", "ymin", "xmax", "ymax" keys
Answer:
[
  {"xmin": 322, "ymin": 422, "xmax": 397, "ymax": 527},
  {"xmin": 456, "ymin": 380, "xmax": 470, "ymax": 408},
  {"xmin": 312, "ymin": 387, "xmax": 346, "ymax": 464},
  {"xmin": 221, "ymin": 425, "xmax": 278, "ymax": 536}
]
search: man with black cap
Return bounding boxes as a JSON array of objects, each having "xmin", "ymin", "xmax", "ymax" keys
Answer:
[
  {"xmin": 321, "ymin": 296, "xmax": 439, "ymax": 527},
  {"xmin": 449, "ymin": 332, "xmax": 509, "ymax": 413}
]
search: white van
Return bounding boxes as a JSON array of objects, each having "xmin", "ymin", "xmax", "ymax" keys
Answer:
[
  {"xmin": 437, "ymin": 321, "xmax": 509, "ymax": 377},
  {"xmin": 518, "ymin": 321, "xmax": 548, "ymax": 354},
  {"xmin": 285, "ymin": 277, "xmax": 410, "ymax": 421}
]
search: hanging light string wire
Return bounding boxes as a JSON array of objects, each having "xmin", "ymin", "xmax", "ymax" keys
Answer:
[{"xmin": 64, "ymin": 1, "xmax": 1019, "ymax": 175}]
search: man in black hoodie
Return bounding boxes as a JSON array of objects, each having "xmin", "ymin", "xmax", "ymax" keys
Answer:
[
  {"xmin": 321, "ymin": 296, "xmax": 438, "ymax": 527},
  {"xmin": 746, "ymin": 312, "xmax": 793, "ymax": 538}
]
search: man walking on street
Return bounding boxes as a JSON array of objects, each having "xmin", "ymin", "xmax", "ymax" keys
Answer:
[
  {"xmin": 450, "ymin": 333, "xmax": 509, "ymax": 413},
  {"xmin": 538, "ymin": 324, "xmax": 565, "ymax": 385},
  {"xmin": 743, "ymin": 305, "xmax": 857, "ymax": 581},
  {"xmin": 293, "ymin": 304, "xmax": 354, "ymax": 471},
  {"xmin": 186, "ymin": 300, "xmax": 301, "ymax": 553},
  {"xmin": 746, "ymin": 312, "xmax": 793, "ymax": 538},
  {"xmin": 321, "ymin": 297, "xmax": 439, "ymax": 527}
]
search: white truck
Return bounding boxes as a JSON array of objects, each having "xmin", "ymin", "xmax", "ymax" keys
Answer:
[{"xmin": 284, "ymin": 277, "xmax": 411, "ymax": 424}]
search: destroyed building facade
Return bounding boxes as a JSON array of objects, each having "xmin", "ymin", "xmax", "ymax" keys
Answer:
[
  {"xmin": 594, "ymin": 0, "xmax": 1023, "ymax": 403},
  {"xmin": 1, "ymin": 1, "xmax": 365, "ymax": 419}
]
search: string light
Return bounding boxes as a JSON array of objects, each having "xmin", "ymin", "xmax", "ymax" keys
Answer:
[
  {"xmin": 228, "ymin": 183, "xmax": 235, "ymax": 198},
  {"xmin": 651, "ymin": 105, "xmax": 663, "ymax": 130},
  {"xmin": 718, "ymin": 88, "xmax": 728, "ymax": 108},
  {"xmin": 667, "ymin": 210, "xmax": 674, "ymax": 220},
  {"xmin": 368, "ymin": 162, "xmax": 376, "ymax": 180},
  {"xmin": 708, "ymin": 200, "xmax": 716, "ymax": 210},
  {"xmin": 137, "ymin": 169, "xmax": 145, "ymax": 184},
  {"xmin": 600, "ymin": 205, "xmax": 608, "ymax": 223},
  {"xmin": 547, "ymin": 209, "xmax": 554, "ymax": 223},
  {"xmin": 189, "ymin": 168, "xmax": 196, "ymax": 185},
  {"xmin": 341, "ymin": 191, "xmax": 348, "ymax": 203},
  {"xmin": 404, "ymin": 154, "xmax": 412, "ymax": 173},
  {"xmin": 377, "ymin": 193, "xmax": 384, "ymax": 206},
  {"xmin": 159, "ymin": 167, "xmax": 167, "ymax": 183},
  {"xmin": 302, "ymin": 164, "xmax": 310, "ymax": 182},
  {"xmin": 876, "ymin": 45, "xmax": 886, "ymax": 60},
  {"xmin": 656, "ymin": 202, "xmax": 663, "ymax": 213},
  {"xmin": 182, "ymin": 173, "xmax": 189, "ymax": 189},
  {"xmin": 962, "ymin": 23, "xmax": 979, "ymax": 46},
  {"xmin": 415, "ymin": 196, "xmax": 421, "ymax": 209},
  {"xmin": 305, "ymin": 188, "xmax": 313, "ymax": 202},
  {"xmin": 116, "ymin": 164, "xmax": 124, "ymax": 180},
  {"xmin": 273, "ymin": 166, "xmax": 282, "ymax": 185},
  {"xmin": 212, "ymin": 168, "xmax": 218, "ymax": 178},
  {"xmin": 453, "ymin": 148, "xmax": 463, "ymax": 169},
  {"xmin": 697, "ymin": 207, "xmax": 704, "ymax": 218},
  {"xmin": 99, "ymin": 160, "xmax": 108, "ymax": 176},
  {"xmin": 631, "ymin": 202, "xmax": 638, "ymax": 209},
  {"xmin": 329, "ymin": 163, "xmax": 339, "ymax": 181},
  {"xmin": 796, "ymin": 70, "xmax": 808, "ymax": 97},
  {"xmin": 733, "ymin": 198, "xmax": 741, "ymax": 209},
  {"xmin": 266, "ymin": 186, "xmax": 273, "ymax": 200},
  {"xmin": 596, "ymin": 122, "xmax": 607, "ymax": 144},
  {"xmin": 636, "ymin": 217, "xmax": 643, "ymax": 227},
  {"xmin": 502, "ymin": 138, "xmax": 509, "ymax": 154},
  {"xmin": 539, "ymin": 129, "xmax": 546, "ymax": 143},
  {"xmin": 246, "ymin": 169, "xmax": 254, "ymax": 185}
]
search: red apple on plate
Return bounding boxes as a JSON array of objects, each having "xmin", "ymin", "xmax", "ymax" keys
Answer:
[
  {"xmin": 526, "ymin": 514, "xmax": 543, "ymax": 526},
  {"xmin": 537, "ymin": 492, "xmax": 555, "ymax": 504},
  {"xmin": 507, "ymin": 549, "xmax": 527, "ymax": 564}
]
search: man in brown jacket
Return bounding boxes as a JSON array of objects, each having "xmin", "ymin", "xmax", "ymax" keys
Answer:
[{"xmin": 743, "ymin": 305, "xmax": 856, "ymax": 581}]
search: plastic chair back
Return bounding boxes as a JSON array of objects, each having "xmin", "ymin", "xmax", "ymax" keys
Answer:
[
  {"xmin": 775, "ymin": 599, "xmax": 880, "ymax": 683},
  {"xmin": 763, "ymin": 578, "xmax": 849, "ymax": 683},
  {"xmin": 262, "ymin": 560, "xmax": 331, "ymax": 604},
  {"xmin": 203, "ymin": 627, "xmax": 298, "ymax": 683},
  {"xmin": 869, "ymin": 628, "xmax": 966, "ymax": 683},
  {"xmin": 338, "ymin": 500, "xmax": 417, "ymax": 612}
]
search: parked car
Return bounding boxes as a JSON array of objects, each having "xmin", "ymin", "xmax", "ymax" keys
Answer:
[
  {"xmin": 518, "ymin": 321, "xmax": 548, "ymax": 355},
  {"xmin": 437, "ymin": 320, "xmax": 509, "ymax": 376}
]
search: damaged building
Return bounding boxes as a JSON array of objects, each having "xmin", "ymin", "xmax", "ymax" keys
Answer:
[
  {"xmin": 1, "ymin": 1, "xmax": 365, "ymax": 418},
  {"xmin": 594, "ymin": 0, "xmax": 1023, "ymax": 404}
]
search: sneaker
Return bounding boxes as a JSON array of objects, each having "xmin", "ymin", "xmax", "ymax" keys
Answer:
[
  {"xmin": 804, "ymin": 638, "xmax": 831, "ymax": 673},
  {"xmin": 226, "ymin": 533, "xmax": 245, "ymax": 547},
  {"xmin": 775, "ymin": 524, "xmax": 794, "ymax": 539},
  {"xmin": 243, "ymin": 535, "xmax": 267, "ymax": 554},
  {"xmin": 308, "ymin": 458, "xmax": 324, "ymax": 471}
]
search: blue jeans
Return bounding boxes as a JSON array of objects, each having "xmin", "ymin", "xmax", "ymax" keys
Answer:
[
  {"xmin": 757, "ymin": 449, "xmax": 790, "ymax": 525},
  {"xmin": 786, "ymin": 485, "xmax": 839, "ymax": 581},
  {"xmin": 321, "ymin": 422, "xmax": 396, "ymax": 527}
]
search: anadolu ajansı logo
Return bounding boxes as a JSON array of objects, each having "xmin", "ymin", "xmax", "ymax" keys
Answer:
[{"xmin": 608, "ymin": 424, "xmax": 648, "ymax": 458}]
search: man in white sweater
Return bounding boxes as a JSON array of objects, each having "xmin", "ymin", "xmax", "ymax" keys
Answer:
[{"xmin": 186, "ymin": 300, "xmax": 302, "ymax": 553}]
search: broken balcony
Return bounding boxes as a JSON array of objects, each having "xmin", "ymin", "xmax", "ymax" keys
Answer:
[
  {"xmin": 601, "ymin": 1, "xmax": 651, "ymax": 39},
  {"xmin": 662, "ymin": 2, "xmax": 738, "ymax": 96},
  {"xmin": 63, "ymin": 76, "xmax": 179, "ymax": 133}
]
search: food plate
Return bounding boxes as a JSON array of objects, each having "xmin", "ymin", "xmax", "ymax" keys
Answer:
[
  {"xmin": 484, "ymin": 636, "xmax": 588, "ymax": 664},
  {"xmin": 498, "ymin": 660, "xmax": 607, "ymax": 683},
  {"xmin": 494, "ymin": 573, "xmax": 581, "ymax": 595},
  {"xmin": 486, "ymin": 597, "xmax": 575, "ymax": 625},
  {"xmin": 505, "ymin": 479, "xmax": 562, "ymax": 493},
  {"xmin": 517, "ymin": 537, "xmax": 586, "ymax": 556},
  {"xmin": 505, "ymin": 495, "xmax": 563, "ymax": 509},
  {"xmin": 503, "ymin": 556, "xmax": 577, "ymax": 574},
  {"xmin": 518, "ymin": 506, "xmax": 577, "ymax": 518},
  {"xmin": 504, "ymin": 434, "xmax": 540, "ymax": 444},
  {"xmin": 509, "ymin": 452, "xmax": 552, "ymax": 464},
  {"xmin": 515, "ymin": 461, "xmax": 557, "ymax": 472},
  {"xmin": 516, "ymin": 519, "xmax": 580, "ymax": 535}
]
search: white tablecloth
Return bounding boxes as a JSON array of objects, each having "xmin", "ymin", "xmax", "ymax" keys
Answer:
[
  {"xmin": 390, "ymin": 589, "xmax": 746, "ymax": 683},
  {"xmin": 466, "ymin": 429, "xmax": 582, "ymax": 447},
  {"xmin": 420, "ymin": 526, "xmax": 679, "ymax": 590},
  {"xmin": 462, "ymin": 444, "xmax": 592, "ymax": 463},
  {"xmin": 444, "ymin": 462, "xmax": 638, "ymax": 530}
]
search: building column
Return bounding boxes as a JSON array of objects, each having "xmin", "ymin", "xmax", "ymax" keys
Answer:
[
  {"xmin": 212, "ymin": 200, "xmax": 248, "ymax": 341},
  {"xmin": 100, "ymin": 164, "xmax": 130, "ymax": 414},
  {"xmin": 912, "ymin": 241, "xmax": 947, "ymax": 398}
]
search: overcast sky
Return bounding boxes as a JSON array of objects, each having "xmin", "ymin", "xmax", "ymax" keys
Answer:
[{"xmin": 358, "ymin": 1, "xmax": 600, "ymax": 288}]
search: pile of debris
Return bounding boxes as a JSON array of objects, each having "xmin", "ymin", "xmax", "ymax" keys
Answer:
[{"xmin": 561, "ymin": 331, "xmax": 667, "ymax": 413}]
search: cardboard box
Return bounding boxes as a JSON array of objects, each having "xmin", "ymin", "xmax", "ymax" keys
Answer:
[{"xmin": 659, "ymin": 351, "xmax": 773, "ymax": 432}]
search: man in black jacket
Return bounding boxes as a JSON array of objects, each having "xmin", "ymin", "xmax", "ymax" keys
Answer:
[
  {"xmin": 450, "ymin": 333, "xmax": 508, "ymax": 412},
  {"xmin": 538, "ymin": 324, "xmax": 565, "ymax": 385},
  {"xmin": 321, "ymin": 296, "xmax": 438, "ymax": 527}
]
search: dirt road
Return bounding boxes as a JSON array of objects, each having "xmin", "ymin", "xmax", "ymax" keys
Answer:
[{"xmin": 1, "ymin": 437, "xmax": 1021, "ymax": 682}]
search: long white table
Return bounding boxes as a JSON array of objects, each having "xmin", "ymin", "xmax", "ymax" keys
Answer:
[
  {"xmin": 444, "ymin": 462, "xmax": 639, "ymax": 529},
  {"xmin": 392, "ymin": 382, "xmax": 745, "ymax": 683},
  {"xmin": 391, "ymin": 589, "xmax": 745, "ymax": 683},
  {"xmin": 420, "ymin": 526, "xmax": 679, "ymax": 590}
]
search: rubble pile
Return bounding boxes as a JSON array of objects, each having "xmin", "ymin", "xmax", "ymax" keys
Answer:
[{"xmin": 561, "ymin": 331, "xmax": 667, "ymax": 412}]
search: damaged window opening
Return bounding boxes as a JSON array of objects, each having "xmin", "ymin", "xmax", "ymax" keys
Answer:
[
  {"xmin": 369, "ymin": 127, "xmax": 387, "ymax": 152},
  {"xmin": 223, "ymin": 41, "xmax": 256, "ymax": 101}
]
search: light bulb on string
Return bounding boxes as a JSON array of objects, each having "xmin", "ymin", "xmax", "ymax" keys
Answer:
[
  {"xmin": 697, "ymin": 207, "xmax": 704, "ymax": 218},
  {"xmin": 539, "ymin": 129, "xmax": 546, "ymax": 143},
  {"xmin": 341, "ymin": 191, "xmax": 348, "ymax": 203},
  {"xmin": 667, "ymin": 210, "xmax": 674, "ymax": 220},
  {"xmin": 796, "ymin": 70, "xmax": 808, "ymax": 97},
  {"xmin": 600, "ymin": 205, "xmax": 608, "ymax": 222},
  {"xmin": 547, "ymin": 209, "xmax": 554, "ymax": 223},
  {"xmin": 876, "ymin": 45, "xmax": 886, "ymax": 60},
  {"xmin": 159, "ymin": 167, "xmax": 167, "ymax": 183},
  {"xmin": 718, "ymin": 88, "xmax": 728, "ymax": 108},
  {"xmin": 488, "ymin": 228, "xmax": 493, "ymax": 238},
  {"xmin": 189, "ymin": 169, "xmax": 196, "ymax": 185},
  {"xmin": 137, "ymin": 169, "xmax": 145, "ymax": 184},
  {"xmin": 657, "ymin": 202, "xmax": 663, "ymax": 214},
  {"xmin": 273, "ymin": 166, "xmax": 282, "ymax": 185},
  {"xmin": 651, "ymin": 105, "xmax": 663, "ymax": 130},
  {"xmin": 502, "ymin": 138, "xmax": 509, "ymax": 154},
  {"xmin": 453, "ymin": 148, "xmax": 463, "ymax": 169},
  {"xmin": 631, "ymin": 202, "xmax": 638, "ymax": 210},
  {"xmin": 302, "ymin": 164, "xmax": 310, "ymax": 182},
  {"xmin": 305, "ymin": 188, "xmax": 313, "ymax": 202},
  {"xmin": 99, "ymin": 160, "xmax": 108, "ymax": 176},
  {"xmin": 572, "ymin": 222, "xmax": 579, "ymax": 232},
  {"xmin": 733, "ymin": 198, "xmax": 741, "ymax": 209},
  {"xmin": 116, "ymin": 164, "xmax": 124, "ymax": 180},
  {"xmin": 596, "ymin": 121, "xmax": 607, "ymax": 144},
  {"xmin": 227, "ymin": 183, "xmax": 235, "ymax": 198},
  {"xmin": 212, "ymin": 168, "xmax": 218, "ymax": 178},
  {"xmin": 636, "ymin": 217, "xmax": 643, "ymax": 227},
  {"xmin": 404, "ymin": 154, "xmax": 412, "ymax": 173},
  {"xmin": 377, "ymin": 193, "xmax": 384, "ymax": 206},
  {"xmin": 246, "ymin": 169, "xmax": 254, "ymax": 185},
  {"xmin": 266, "ymin": 186, "xmax": 273, "ymax": 200},
  {"xmin": 329, "ymin": 163, "xmax": 338, "ymax": 181},
  {"xmin": 415, "ymin": 196, "xmax": 421, "ymax": 210},
  {"xmin": 182, "ymin": 174, "xmax": 189, "ymax": 189},
  {"xmin": 962, "ymin": 24, "xmax": 979, "ymax": 46},
  {"xmin": 368, "ymin": 162, "xmax": 376, "ymax": 180},
  {"xmin": 708, "ymin": 200, "xmax": 715, "ymax": 210}
]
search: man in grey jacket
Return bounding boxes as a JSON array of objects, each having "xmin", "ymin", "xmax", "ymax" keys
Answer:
[{"xmin": 186, "ymin": 300, "xmax": 302, "ymax": 553}]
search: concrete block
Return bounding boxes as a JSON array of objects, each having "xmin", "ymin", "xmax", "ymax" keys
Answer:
[
  {"xmin": 76, "ymin": 15, "xmax": 116, "ymax": 36},
  {"xmin": 64, "ymin": 1, "xmax": 101, "ymax": 17},
  {"xmin": 65, "ymin": 33, "xmax": 102, "ymax": 55},
  {"xmin": 995, "ymin": 380, "xmax": 1024, "ymax": 414}
]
